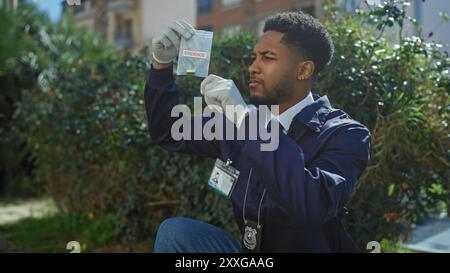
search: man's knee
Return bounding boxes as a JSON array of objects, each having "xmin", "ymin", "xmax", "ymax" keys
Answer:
[
  {"xmin": 154, "ymin": 217, "xmax": 189, "ymax": 253},
  {"xmin": 158, "ymin": 217, "xmax": 188, "ymax": 237}
]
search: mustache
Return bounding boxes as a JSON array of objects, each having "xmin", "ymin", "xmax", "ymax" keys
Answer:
[{"xmin": 249, "ymin": 76, "xmax": 263, "ymax": 83}]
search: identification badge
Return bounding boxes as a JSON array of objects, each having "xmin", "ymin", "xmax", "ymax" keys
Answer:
[
  {"xmin": 208, "ymin": 158, "xmax": 239, "ymax": 198},
  {"xmin": 241, "ymin": 219, "xmax": 263, "ymax": 253}
]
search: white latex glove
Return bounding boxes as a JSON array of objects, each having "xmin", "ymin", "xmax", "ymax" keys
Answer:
[
  {"xmin": 200, "ymin": 74, "xmax": 249, "ymax": 126},
  {"xmin": 152, "ymin": 20, "xmax": 196, "ymax": 64}
]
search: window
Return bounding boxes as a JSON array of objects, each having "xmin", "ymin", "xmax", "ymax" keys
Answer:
[
  {"xmin": 115, "ymin": 19, "xmax": 134, "ymax": 49},
  {"xmin": 256, "ymin": 13, "xmax": 278, "ymax": 37},
  {"xmin": 256, "ymin": 19, "xmax": 265, "ymax": 36},
  {"xmin": 222, "ymin": 24, "xmax": 241, "ymax": 37},
  {"xmin": 197, "ymin": 0, "xmax": 213, "ymax": 16},
  {"xmin": 221, "ymin": 0, "xmax": 240, "ymax": 9}
]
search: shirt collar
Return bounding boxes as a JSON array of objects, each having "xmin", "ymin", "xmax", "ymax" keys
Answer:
[{"xmin": 265, "ymin": 92, "xmax": 314, "ymax": 132}]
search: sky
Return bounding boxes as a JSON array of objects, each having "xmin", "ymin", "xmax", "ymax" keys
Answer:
[{"xmin": 32, "ymin": 0, "xmax": 62, "ymax": 22}]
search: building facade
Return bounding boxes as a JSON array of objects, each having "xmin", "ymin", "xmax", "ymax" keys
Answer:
[
  {"xmin": 140, "ymin": 0, "xmax": 197, "ymax": 49},
  {"xmin": 63, "ymin": 0, "xmax": 323, "ymax": 51},
  {"xmin": 408, "ymin": 0, "xmax": 450, "ymax": 52},
  {"xmin": 197, "ymin": 0, "xmax": 326, "ymax": 36},
  {"xmin": 63, "ymin": 0, "xmax": 196, "ymax": 52},
  {"xmin": 44, "ymin": 1, "xmax": 450, "ymax": 53},
  {"xmin": 0, "ymin": 0, "xmax": 17, "ymax": 11},
  {"xmin": 340, "ymin": 0, "xmax": 450, "ymax": 52},
  {"xmin": 64, "ymin": 0, "xmax": 142, "ymax": 50}
]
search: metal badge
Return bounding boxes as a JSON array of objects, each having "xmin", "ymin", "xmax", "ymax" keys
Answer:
[{"xmin": 242, "ymin": 219, "xmax": 262, "ymax": 253}]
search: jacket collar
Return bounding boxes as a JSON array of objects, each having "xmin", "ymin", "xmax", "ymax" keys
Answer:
[{"xmin": 289, "ymin": 94, "xmax": 333, "ymax": 133}]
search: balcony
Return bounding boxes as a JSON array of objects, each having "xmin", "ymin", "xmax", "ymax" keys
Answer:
[{"xmin": 71, "ymin": 0, "xmax": 136, "ymax": 22}]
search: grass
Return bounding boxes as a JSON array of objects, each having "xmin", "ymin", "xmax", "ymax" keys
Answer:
[
  {"xmin": 0, "ymin": 214, "xmax": 79, "ymax": 252},
  {"xmin": 0, "ymin": 213, "xmax": 153, "ymax": 253},
  {"xmin": 1, "ymin": 213, "xmax": 411, "ymax": 253},
  {"xmin": 379, "ymin": 239, "xmax": 412, "ymax": 253}
]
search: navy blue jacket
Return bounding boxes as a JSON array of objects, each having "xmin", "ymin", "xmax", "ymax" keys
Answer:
[{"xmin": 144, "ymin": 66, "xmax": 371, "ymax": 252}]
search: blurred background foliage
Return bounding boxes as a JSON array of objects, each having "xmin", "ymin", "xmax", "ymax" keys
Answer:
[
  {"xmin": 318, "ymin": 2, "xmax": 449, "ymax": 245},
  {"xmin": 0, "ymin": 1, "xmax": 448, "ymax": 251}
]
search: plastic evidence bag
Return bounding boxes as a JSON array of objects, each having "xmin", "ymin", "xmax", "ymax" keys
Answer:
[{"xmin": 176, "ymin": 30, "xmax": 213, "ymax": 78}]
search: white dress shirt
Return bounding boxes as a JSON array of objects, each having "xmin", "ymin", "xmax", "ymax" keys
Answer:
[{"xmin": 265, "ymin": 92, "xmax": 314, "ymax": 133}]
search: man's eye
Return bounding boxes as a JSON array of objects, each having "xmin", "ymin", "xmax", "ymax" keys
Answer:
[{"xmin": 262, "ymin": 55, "xmax": 274, "ymax": 61}]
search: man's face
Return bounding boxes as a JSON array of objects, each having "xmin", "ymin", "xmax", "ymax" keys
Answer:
[{"xmin": 248, "ymin": 31, "xmax": 298, "ymax": 106}]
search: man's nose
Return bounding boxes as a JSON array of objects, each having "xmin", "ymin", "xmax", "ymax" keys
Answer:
[{"xmin": 248, "ymin": 59, "xmax": 260, "ymax": 75}]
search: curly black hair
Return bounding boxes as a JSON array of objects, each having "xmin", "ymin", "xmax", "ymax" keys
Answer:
[{"xmin": 263, "ymin": 11, "xmax": 334, "ymax": 75}]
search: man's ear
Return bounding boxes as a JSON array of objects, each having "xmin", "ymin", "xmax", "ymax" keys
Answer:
[{"xmin": 296, "ymin": 61, "xmax": 315, "ymax": 81}]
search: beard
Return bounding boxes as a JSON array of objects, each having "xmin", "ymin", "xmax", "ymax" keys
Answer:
[{"xmin": 249, "ymin": 73, "xmax": 294, "ymax": 107}]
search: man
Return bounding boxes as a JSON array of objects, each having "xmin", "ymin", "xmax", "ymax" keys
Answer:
[{"xmin": 145, "ymin": 12, "xmax": 371, "ymax": 253}]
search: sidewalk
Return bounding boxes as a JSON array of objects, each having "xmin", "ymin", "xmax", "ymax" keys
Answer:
[{"xmin": 403, "ymin": 213, "xmax": 450, "ymax": 253}]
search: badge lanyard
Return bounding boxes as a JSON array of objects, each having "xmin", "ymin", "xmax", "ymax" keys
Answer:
[{"xmin": 241, "ymin": 168, "xmax": 266, "ymax": 253}]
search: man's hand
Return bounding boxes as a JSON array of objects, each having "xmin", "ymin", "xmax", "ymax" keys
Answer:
[
  {"xmin": 200, "ymin": 75, "xmax": 248, "ymax": 126},
  {"xmin": 151, "ymin": 20, "xmax": 196, "ymax": 66}
]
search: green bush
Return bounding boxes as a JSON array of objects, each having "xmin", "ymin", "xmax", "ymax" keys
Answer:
[
  {"xmin": 11, "ymin": 3, "xmax": 243, "ymax": 246},
  {"xmin": 0, "ymin": 6, "xmax": 48, "ymax": 196},
  {"xmin": 1, "ymin": 2, "xmax": 112, "ymax": 197},
  {"xmin": 8, "ymin": 1, "xmax": 449, "ymax": 250},
  {"xmin": 317, "ymin": 3, "xmax": 449, "ymax": 247}
]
